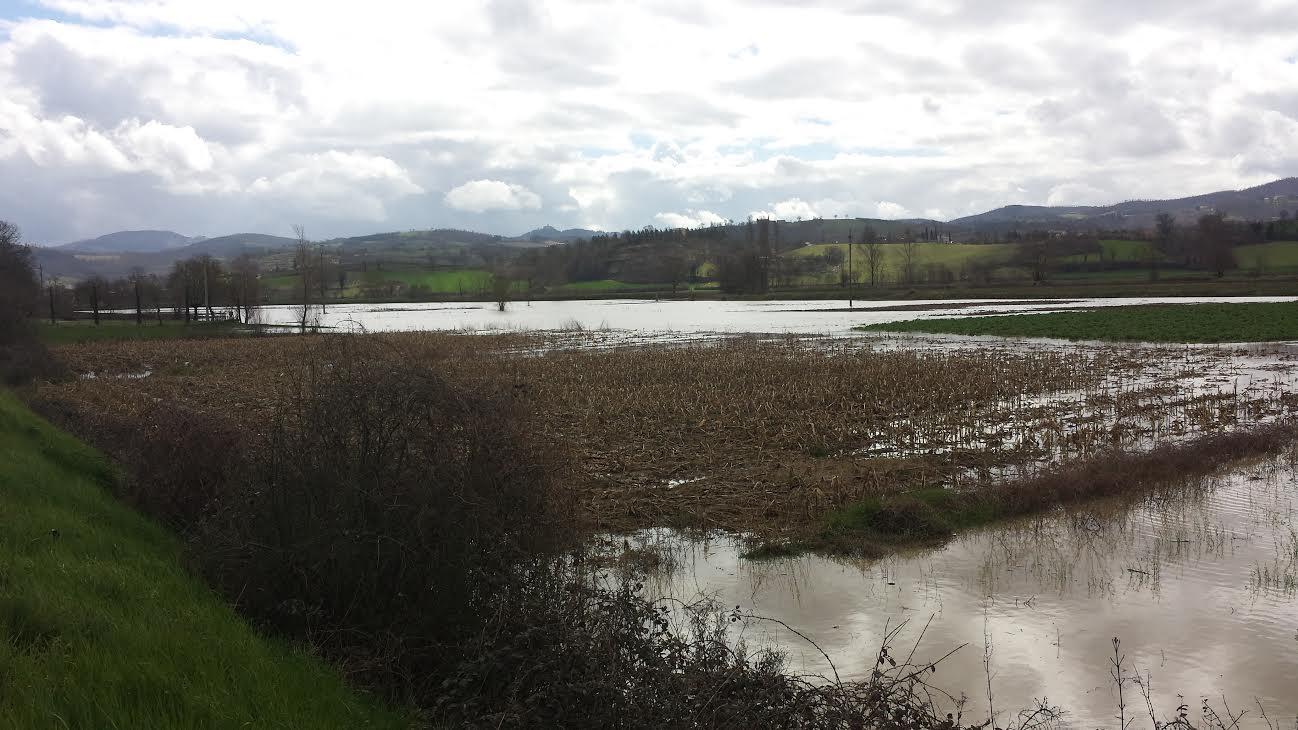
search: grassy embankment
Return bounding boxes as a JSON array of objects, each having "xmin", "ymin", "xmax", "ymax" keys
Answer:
[
  {"xmin": 859, "ymin": 301, "xmax": 1298, "ymax": 343},
  {"xmin": 0, "ymin": 389, "xmax": 408, "ymax": 728}
]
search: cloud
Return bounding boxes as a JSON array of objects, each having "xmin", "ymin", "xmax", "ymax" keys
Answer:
[
  {"xmin": 444, "ymin": 179, "xmax": 542, "ymax": 213},
  {"xmin": 874, "ymin": 201, "xmax": 912, "ymax": 219},
  {"xmin": 654, "ymin": 209, "xmax": 725, "ymax": 228},
  {"xmin": 0, "ymin": 0, "xmax": 1294, "ymax": 241},
  {"xmin": 1046, "ymin": 183, "xmax": 1117, "ymax": 207},
  {"xmin": 249, "ymin": 151, "xmax": 424, "ymax": 220}
]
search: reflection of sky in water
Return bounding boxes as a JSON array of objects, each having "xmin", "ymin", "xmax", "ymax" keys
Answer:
[
  {"xmin": 636, "ymin": 462, "xmax": 1298, "ymax": 729},
  {"xmin": 250, "ymin": 296, "xmax": 1298, "ymax": 338}
]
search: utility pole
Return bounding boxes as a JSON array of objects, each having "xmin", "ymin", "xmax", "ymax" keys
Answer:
[
  {"xmin": 134, "ymin": 277, "xmax": 143, "ymax": 326},
  {"xmin": 318, "ymin": 244, "xmax": 328, "ymax": 315},
  {"xmin": 847, "ymin": 229, "xmax": 854, "ymax": 308},
  {"xmin": 203, "ymin": 258, "xmax": 212, "ymax": 321},
  {"xmin": 48, "ymin": 283, "xmax": 56, "ymax": 324}
]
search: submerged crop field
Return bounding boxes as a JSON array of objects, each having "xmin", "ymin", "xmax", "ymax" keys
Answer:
[
  {"xmin": 859, "ymin": 301, "xmax": 1298, "ymax": 343},
  {"xmin": 32, "ymin": 331, "xmax": 1298, "ymax": 550}
]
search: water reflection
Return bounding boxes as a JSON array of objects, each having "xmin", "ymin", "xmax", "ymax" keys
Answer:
[
  {"xmin": 630, "ymin": 458, "xmax": 1298, "ymax": 728},
  {"xmin": 250, "ymin": 296, "xmax": 1298, "ymax": 338}
]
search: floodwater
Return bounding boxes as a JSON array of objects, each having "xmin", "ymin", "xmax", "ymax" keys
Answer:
[
  {"xmin": 630, "ymin": 458, "xmax": 1298, "ymax": 729},
  {"xmin": 251, "ymin": 296, "xmax": 1298, "ymax": 338},
  {"xmin": 247, "ymin": 294, "xmax": 1298, "ymax": 724}
]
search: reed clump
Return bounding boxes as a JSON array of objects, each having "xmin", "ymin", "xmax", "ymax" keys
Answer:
[{"xmin": 820, "ymin": 424, "xmax": 1298, "ymax": 552}]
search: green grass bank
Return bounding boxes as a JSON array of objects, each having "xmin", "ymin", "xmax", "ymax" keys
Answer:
[
  {"xmin": 0, "ymin": 390, "xmax": 409, "ymax": 729},
  {"xmin": 858, "ymin": 301, "xmax": 1298, "ymax": 343}
]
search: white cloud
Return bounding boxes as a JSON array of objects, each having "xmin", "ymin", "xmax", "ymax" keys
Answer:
[
  {"xmin": 1045, "ymin": 183, "xmax": 1112, "ymax": 207},
  {"xmin": 654, "ymin": 209, "xmax": 725, "ymax": 228},
  {"xmin": 249, "ymin": 150, "xmax": 423, "ymax": 220},
  {"xmin": 116, "ymin": 119, "xmax": 213, "ymax": 171},
  {"xmin": 444, "ymin": 179, "xmax": 542, "ymax": 213},
  {"xmin": 875, "ymin": 201, "xmax": 913, "ymax": 219}
]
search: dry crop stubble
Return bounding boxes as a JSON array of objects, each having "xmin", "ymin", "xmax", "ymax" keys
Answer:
[{"xmin": 34, "ymin": 332, "xmax": 1298, "ymax": 542}]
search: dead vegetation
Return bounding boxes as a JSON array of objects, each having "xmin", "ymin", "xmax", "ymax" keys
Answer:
[{"xmin": 32, "ymin": 331, "xmax": 1298, "ymax": 543}]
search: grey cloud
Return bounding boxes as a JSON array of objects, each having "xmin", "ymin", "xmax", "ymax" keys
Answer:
[
  {"xmin": 486, "ymin": 0, "xmax": 544, "ymax": 33},
  {"xmin": 638, "ymin": 92, "xmax": 740, "ymax": 127},
  {"xmin": 741, "ymin": 0, "xmax": 1298, "ymax": 36},
  {"xmin": 13, "ymin": 34, "xmax": 168, "ymax": 125},
  {"xmin": 724, "ymin": 58, "xmax": 871, "ymax": 100},
  {"xmin": 1252, "ymin": 92, "xmax": 1298, "ymax": 121},
  {"xmin": 527, "ymin": 103, "xmax": 634, "ymax": 132},
  {"xmin": 495, "ymin": 46, "xmax": 617, "ymax": 88},
  {"xmin": 961, "ymin": 43, "xmax": 1059, "ymax": 92}
]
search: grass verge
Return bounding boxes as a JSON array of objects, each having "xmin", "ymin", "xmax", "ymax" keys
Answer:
[
  {"xmin": 0, "ymin": 389, "xmax": 408, "ymax": 729},
  {"xmin": 858, "ymin": 301, "xmax": 1298, "ymax": 342}
]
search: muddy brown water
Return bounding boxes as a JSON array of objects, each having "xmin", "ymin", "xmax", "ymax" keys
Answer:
[{"xmin": 629, "ymin": 458, "xmax": 1298, "ymax": 729}]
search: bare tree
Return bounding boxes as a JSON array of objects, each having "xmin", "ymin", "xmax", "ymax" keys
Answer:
[
  {"xmin": 900, "ymin": 239, "xmax": 918, "ymax": 286},
  {"xmin": 130, "ymin": 268, "xmax": 145, "ymax": 325},
  {"xmin": 863, "ymin": 227, "xmax": 884, "ymax": 288},
  {"xmin": 232, "ymin": 253, "xmax": 261, "ymax": 324},
  {"xmin": 491, "ymin": 271, "xmax": 511, "ymax": 312},
  {"xmin": 662, "ymin": 252, "xmax": 692, "ymax": 294},
  {"xmin": 1151, "ymin": 213, "xmax": 1175, "ymax": 281},
  {"xmin": 1197, "ymin": 213, "xmax": 1236, "ymax": 277},
  {"xmin": 0, "ymin": 220, "xmax": 39, "ymax": 344},
  {"xmin": 88, "ymin": 276, "xmax": 103, "ymax": 325},
  {"xmin": 292, "ymin": 225, "xmax": 317, "ymax": 332}
]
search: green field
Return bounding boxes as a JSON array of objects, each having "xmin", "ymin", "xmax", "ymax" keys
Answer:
[
  {"xmin": 859, "ymin": 302, "xmax": 1298, "ymax": 343},
  {"xmin": 545, "ymin": 279, "xmax": 710, "ymax": 295},
  {"xmin": 1059, "ymin": 239, "xmax": 1153, "ymax": 264},
  {"xmin": 788, "ymin": 242, "xmax": 1017, "ymax": 273},
  {"xmin": 37, "ymin": 320, "xmax": 254, "ymax": 345},
  {"xmin": 349, "ymin": 268, "xmax": 492, "ymax": 294},
  {"xmin": 0, "ymin": 390, "xmax": 407, "ymax": 729},
  {"xmin": 1235, "ymin": 241, "xmax": 1298, "ymax": 273},
  {"xmin": 262, "ymin": 267, "xmax": 493, "ymax": 298}
]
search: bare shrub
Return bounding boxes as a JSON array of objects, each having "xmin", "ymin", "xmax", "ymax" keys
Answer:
[
  {"xmin": 439, "ymin": 571, "xmax": 1029, "ymax": 729},
  {"xmin": 194, "ymin": 337, "xmax": 564, "ymax": 700}
]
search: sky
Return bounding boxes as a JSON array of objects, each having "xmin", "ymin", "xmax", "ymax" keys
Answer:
[{"xmin": 1, "ymin": 0, "xmax": 1297, "ymax": 244}]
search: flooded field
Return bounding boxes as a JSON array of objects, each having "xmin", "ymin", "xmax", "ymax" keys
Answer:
[
  {"xmin": 627, "ymin": 454, "xmax": 1298, "ymax": 728},
  {"xmin": 47, "ymin": 299, "xmax": 1298, "ymax": 725},
  {"xmin": 252, "ymin": 296, "xmax": 1298, "ymax": 337}
]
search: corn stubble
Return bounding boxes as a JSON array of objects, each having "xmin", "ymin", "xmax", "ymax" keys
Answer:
[{"xmin": 37, "ymin": 332, "xmax": 1298, "ymax": 540}]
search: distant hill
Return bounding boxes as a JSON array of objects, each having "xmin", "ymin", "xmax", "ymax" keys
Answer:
[
  {"xmin": 513, "ymin": 226, "xmax": 601, "ymax": 243},
  {"xmin": 33, "ymin": 177, "xmax": 1298, "ymax": 281},
  {"xmin": 952, "ymin": 177, "xmax": 1298, "ymax": 233},
  {"xmin": 60, "ymin": 230, "xmax": 193, "ymax": 253},
  {"xmin": 183, "ymin": 233, "xmax": 298, "ymax": 257},
  {"xmin": 334, "ymin": 228, "xmax": 504, "ymax": 249}
]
